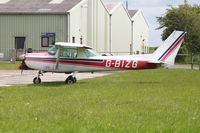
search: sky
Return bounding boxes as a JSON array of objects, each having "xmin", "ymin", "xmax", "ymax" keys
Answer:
[{"xmin": 106, "ymin": 0, "xmax": 199, "ymax": 47}]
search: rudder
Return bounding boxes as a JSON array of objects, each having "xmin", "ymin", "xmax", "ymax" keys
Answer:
[{"xmin": 152, "ymin": 31, "xmax": 187, "ymax": 66}]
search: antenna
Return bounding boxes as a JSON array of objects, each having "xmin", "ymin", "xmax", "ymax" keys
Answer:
[
  {"xmin": 126, "ymin": 0, "xmax": 128, "ymax": 10},
  {"xmin": 184, "ymin": 0, "xmax": 188, "ymax": 4}
]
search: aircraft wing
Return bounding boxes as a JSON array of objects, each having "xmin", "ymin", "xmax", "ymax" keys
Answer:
[{"xmin": 55, "ymin": 42, "xmax": 91, "ymax": 49}]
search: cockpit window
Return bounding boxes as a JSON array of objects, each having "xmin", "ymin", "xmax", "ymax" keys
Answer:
[
  {"xmin": 48, "ymin": 45, "xmax": 57, "ymax": 55},
  {"xmin": 48, "ymin": 46, "xmax": 99, "ymax": 58},
  {"xmin": 84, "ymin": 49, "xmax": 99, "ymax": 57}
]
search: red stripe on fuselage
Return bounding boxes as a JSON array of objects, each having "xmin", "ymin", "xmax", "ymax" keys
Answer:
[{"xmin": 26, "ymin": 57, "xmax": 160, "ymax": 70}]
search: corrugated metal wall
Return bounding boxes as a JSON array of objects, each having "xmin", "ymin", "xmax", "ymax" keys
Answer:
[{"xmin": 0, "ymin": 14, "xmax": 68, "ymax": 60}]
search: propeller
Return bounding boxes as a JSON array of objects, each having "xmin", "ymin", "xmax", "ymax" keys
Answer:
[
  {"xmin": 18, "ymin": 54, "xmax": 28, "ymax": 74},
  {"xmin": 19, "ymin": 41, "xmax": 28, "ymax": 74}
]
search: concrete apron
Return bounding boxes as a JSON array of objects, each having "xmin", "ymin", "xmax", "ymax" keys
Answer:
[{"xmin": 0, "ymin": 70, "xmax": 112, "ymax": 87}]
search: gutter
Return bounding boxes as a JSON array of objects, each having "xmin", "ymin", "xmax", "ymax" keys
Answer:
[{"xmin": 0, "ymin": 12, "xmax": 70, "ymax": 15}]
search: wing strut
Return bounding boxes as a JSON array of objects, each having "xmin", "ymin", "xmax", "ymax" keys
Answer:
[{"xmin": 55, "ymin": 46, "xmax": 61, "ymax": 70}]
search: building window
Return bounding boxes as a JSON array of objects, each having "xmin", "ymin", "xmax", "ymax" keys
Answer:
[
  {"xmin": 80, "ymin": 36, "xmax": 83, "ymax": 44},
  {"xmin": 41, "ymin": 32, "xmax": 55, "ymax": 47},
  {"xmin": 41, "ymin": 37, "xmax": 49, "ymax": 47},
  {"xmin": 72, "ymin": 37, "xmax": 75, "ymax": 43},
  {"xmin": 15, "ymin": 37, "xmax": 26, "ymax": 49}
]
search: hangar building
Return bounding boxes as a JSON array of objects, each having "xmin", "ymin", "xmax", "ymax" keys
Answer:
[{"xmin": 0, "ymin": 0, "xmax": 149, "ymax": 60}]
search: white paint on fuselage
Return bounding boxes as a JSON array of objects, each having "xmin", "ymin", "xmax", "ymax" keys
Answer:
[
  {"xmin": 25, "ymin": 60, "xmax": 113, "ymax": 73},
  {"xmin": 25, "ymin": 53, "xmax": 155, "ymax": 73}
]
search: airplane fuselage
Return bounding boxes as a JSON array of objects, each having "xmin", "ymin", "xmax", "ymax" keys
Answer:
[{"xmin": 25, "ymin": 52, "xmax": 160, "ymax": 73}]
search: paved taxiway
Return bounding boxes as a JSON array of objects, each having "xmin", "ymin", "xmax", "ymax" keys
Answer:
[
  {"xmin": 0, "ymin": 64, "xmax": 198, "ymax": 87},
  {"xmin": 0, "ymin": 70, "xmax": 112, "ymax": 87}
]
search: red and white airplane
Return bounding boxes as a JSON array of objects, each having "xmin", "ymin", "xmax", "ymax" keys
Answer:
[{"xmin": 20, "ymin": 30, "xmax": 187, "ymax": 84}]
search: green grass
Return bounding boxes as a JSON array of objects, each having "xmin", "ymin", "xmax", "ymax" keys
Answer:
[
  {"xmin": 0, "ymin": 69, "xmax": 200, "ymax": 133},
  {"xmin": 0, "ymin": 61, "xmax": 21, "ymax": 70},
  {"xmin": 149, "ymin": 47, "xmax": 158, "ymax": 53}
]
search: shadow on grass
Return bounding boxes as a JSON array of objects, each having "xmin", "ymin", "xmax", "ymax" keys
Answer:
[
  {"xmin": 27, "ymin": 81, "xmax": 88, "ymax": 87},
  {"xmin": 27, "ymin": 81, "xmax": 65, "ymax": 87}
]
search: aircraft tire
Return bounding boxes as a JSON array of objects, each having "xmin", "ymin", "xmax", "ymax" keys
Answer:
[
  {"xmin": 65, "ymin": 76, "xmax": 75, "ymax": 84},
  {"xmin": 33, "ymin": 77, "xmax": 41, "ymax": 84}
]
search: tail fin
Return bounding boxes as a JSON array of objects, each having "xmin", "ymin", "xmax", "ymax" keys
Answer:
[{"xmin": 152, "ymin": 31, "xmax": 187, "ymax": 67}]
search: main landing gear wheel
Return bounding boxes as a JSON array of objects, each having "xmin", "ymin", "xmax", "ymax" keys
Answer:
[
  {"xmin": 33, "ymin": 71, "xmax": 43, "ymax": 84},
  {"xmin": 65, "ymin": 75, "xmax": 76, "ymax": 84},
  {"xmin": 33, "ymin": 77, "xmax": 41, "ymax": 84}
]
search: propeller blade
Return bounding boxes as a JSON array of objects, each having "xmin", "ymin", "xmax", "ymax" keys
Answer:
[
  {"xmin": 18, "ymin": 57, "xmax": 31, "ymax": 75},
  {"xmin": 19, "ymin": 59, "xmax": 25, "ymax": 74}
]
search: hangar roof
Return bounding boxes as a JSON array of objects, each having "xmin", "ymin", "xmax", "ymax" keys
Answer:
[
  {"xmin": 105, "ymin": 4, "xmax": 116, "ymax": 12},
  {"xmin": 0, "ymin": 0, "xmax": 81, "ymax": 14},
  {"xmin": 128, "ymin": 10, "xmax": 138, "ymax": 18},
  {"xmin": 103, "ymin": 0, "xmax": 138, "ymax": 18}
]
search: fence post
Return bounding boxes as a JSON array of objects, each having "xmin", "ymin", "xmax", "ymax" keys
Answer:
[
  {"xmin": 191, "ymin": 53, "xmax": 194, "ymax": 70},
  {"xmin": 199, "ymin": 53, "xmax": 200, "ymax": 71},
  {"xmin": 10, "ymin": 49, "xmax": 16, "ymax": 64}
]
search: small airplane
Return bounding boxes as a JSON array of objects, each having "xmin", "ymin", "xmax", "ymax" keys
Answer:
[{"xmin": 19, "ymin": 30, "xmax": 187, "ymax": 84}]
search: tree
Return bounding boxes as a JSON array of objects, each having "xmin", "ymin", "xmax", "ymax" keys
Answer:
[{"xmin": 157, "ymin": 4, "xmax": 200, "ymax": 54}]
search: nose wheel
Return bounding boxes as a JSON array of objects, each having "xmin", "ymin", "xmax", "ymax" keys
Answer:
[
  {"xmin": 33, "ymin": 71, "xmax": 43, "ymax": 84},
  {"xmin": 33, "ymin": 77, "xmax": 41, "ymax": 84}
]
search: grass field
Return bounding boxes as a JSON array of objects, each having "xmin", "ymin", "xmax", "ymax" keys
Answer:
[
  {"xmin": 0, "ymin": 69, "xmax": 200, "ymax": 133},
  {"xmin": 0, "ymin": 61, "xmax": 21, "ymax": 70}
]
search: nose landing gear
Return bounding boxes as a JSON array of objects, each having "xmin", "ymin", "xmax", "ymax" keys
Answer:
[
  {"xmin": 33, "ymin": 71, "xmax": 43, "ymax": 84},
  {"xmin": 33, "ymin": 77, "xmax": 41, "ymax": 84}
]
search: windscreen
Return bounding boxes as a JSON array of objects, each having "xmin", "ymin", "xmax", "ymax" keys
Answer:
[{"xmin": 48, "ymin": 45, "xmax": 57, "ymax": 55}]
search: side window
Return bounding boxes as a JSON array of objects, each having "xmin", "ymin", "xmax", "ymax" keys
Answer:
[
  {"xmin": 84, "ymin": 49, "xmax": 99, "ymax": 57},
  {"xmin": 77, "ymin": 48, "xmax": 99, "ymax": 58},
  {"xmin": 84, "ymin": 49, "xmax": 91, "ymax": 57},
  {"xmin": 60, "ymin": 48, "xmax": 77, "ymax": 58}
]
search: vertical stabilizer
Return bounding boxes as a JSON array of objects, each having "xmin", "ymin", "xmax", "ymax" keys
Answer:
[{"xmin": 152, "ymin": 31, "xmax": 187, "ymax": 66}]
